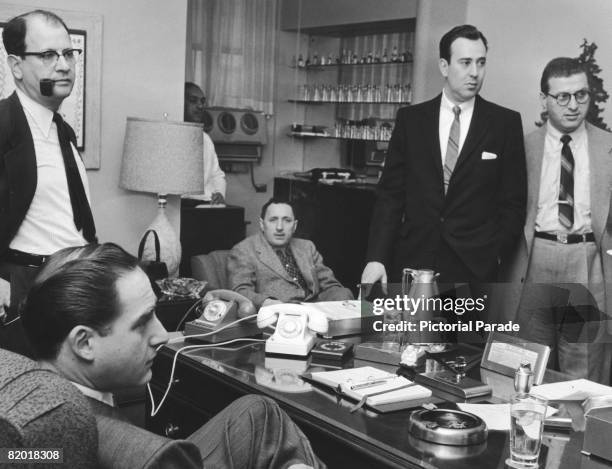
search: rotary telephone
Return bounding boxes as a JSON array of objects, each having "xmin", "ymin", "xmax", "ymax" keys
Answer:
[
  {"xmin": 257, "ymin": 303, "xmax": 329, "ymax": 356},
  {"xmin": 183, "ymin": 289, "xmax": 260, "ymax": 343}
]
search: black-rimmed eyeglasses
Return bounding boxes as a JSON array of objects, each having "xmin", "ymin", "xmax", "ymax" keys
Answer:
[
  {"xmin": 546, "ymin": 89, "xmax": 590, "ymax": 106},
  {"xmin": 21, "ymin": 48, "xmax": 82, "ymax": 67}
]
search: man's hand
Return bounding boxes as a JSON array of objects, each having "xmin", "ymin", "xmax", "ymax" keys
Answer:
[
  {"xmin": 210, "ymin": 192, "xmax": 225, "ymax": 205},
  {"xmin": 360, "ymin": 261, "xmax": 388, "ymax": 297},
  {"xmin": 0, "ymin": 278, "xmax": 10, "ymax": 323}
]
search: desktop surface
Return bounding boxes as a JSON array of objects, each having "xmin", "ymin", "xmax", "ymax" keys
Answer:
[{"xmin": 147, "ymin": 339, "xmax": 589, "ymax": 469}]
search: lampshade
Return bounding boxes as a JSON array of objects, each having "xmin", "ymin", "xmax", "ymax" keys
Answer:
[
  {"xmin": 120, "ymin": 117, "xmax": 204, "ymax": 194},
  {"xmin": 120, "ymin": 117, "xmax": 204, "ymax": 278}
]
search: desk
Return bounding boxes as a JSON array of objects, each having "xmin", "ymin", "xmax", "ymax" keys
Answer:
[{"xmin": 147, "ymin": 340, "xmax": 590, "ymax": 469}]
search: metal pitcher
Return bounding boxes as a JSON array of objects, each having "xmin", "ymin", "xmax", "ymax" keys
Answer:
[{"xmin": 401, "ymin": 268, "xmax": 447, "ymax": 348}]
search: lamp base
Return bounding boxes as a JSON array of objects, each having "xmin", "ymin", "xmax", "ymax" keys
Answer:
[{"xmin": 141, "ymin": 195, "xmax": 181, "ymax": 278}]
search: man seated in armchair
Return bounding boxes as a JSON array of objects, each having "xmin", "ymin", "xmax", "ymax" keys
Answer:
[
  {"xmin": 20, "ymin": 242, "xmax": 325, "ymax": 469},
  {"xmin": 228, "ymin": 197, "xmax": 353, "ymax": 308}
]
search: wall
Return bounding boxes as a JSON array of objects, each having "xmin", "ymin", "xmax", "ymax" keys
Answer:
[
  {"xmin": 1, "ymin": 0, "xmax": 188, "ymax": 253},
  {"xmin": 466, "ymin": 0, "xmax": 612, "ymax": 134},
  {"xmin": 281, "ymin": 0, "xmax": 417, "ymax": 31}
]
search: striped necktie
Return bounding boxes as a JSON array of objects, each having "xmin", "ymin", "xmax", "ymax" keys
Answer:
[
  {"xmin": 559, "ymin": 134, "xmax": 574, "ymax": 229},
  {"xmin": 443, "ymin": 105, "xmax": 461, "ymax": 194}
]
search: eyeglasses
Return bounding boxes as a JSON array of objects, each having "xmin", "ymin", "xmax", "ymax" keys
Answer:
[
  {"xmin": 187, "ymin": 95, "xmax": 207, "ymax": 106},
  {"xmin": 546, "ymin": 89, "xmax": 590, "ymax": 106},
  {"xmin": 21, "ymin": 48, "xmax": 82, "ymax": 67}
]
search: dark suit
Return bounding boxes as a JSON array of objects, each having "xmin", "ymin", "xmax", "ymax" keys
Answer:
[
  {"xmin": 0, "ymin": 92, "xmax": 38, "ymax": 257},
  {"xmin": 367, "ymin": 94, "xmax": 527, "ymax": 283}
]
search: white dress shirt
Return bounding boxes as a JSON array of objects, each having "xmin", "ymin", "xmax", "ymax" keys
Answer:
[
  {"xmin": 439, "ymin": 89, "xmax": 475, "ymax": 164},
  {"xmin": 202, "ymin": 132, "xmax": 226, "ymax": 199},
  {"xmin": 71, "ymin": 381, "xmax": 115, "ymax": 407},
  {"xmin": 535, "ymin": 121, "xmax": 591, "ymax": 235},
  {"xmin": 10, "ymin": 89, "xmax": 89, "ymax": 255}
]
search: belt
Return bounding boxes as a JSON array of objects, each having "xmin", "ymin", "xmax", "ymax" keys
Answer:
[
  {"xmin": 534, "ymin": 231, "xmax": 595, "ymax": 244},
  {"xmin": 3, "ymin": 249, "xmax": 49, "ymax": 267}
]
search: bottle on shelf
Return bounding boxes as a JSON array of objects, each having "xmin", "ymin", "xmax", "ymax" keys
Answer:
[
  {"xmin": 313, "ymin": 51, "xmax": 319, "ymax": 66},
  {"xmin": 297, "ymin": 54, "xmax": 305, "ymax": 68},
  {"xmin": 367, "ymin": 51, "xmax": 373, "ymax": 64},
  {"xmin": 382, "ymin": 48, "xmax": 389, "ymax": 63},
  {"xmin": 374, "ymin": 50, "xmax": 381, "ymax": 63},
  {"xmin": 391, "ymin": 45, "xmax": 399, "ymax": 62}
]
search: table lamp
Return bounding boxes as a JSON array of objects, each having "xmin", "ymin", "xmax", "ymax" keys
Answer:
[{"xmin": 120, "ymin": 117, "xmax": 204, "ymax": 277}]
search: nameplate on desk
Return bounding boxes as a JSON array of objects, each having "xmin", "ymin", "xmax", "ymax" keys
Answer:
[{"xmin": 480, "ymin": 332, "xmax": 550, "ymax": 385}]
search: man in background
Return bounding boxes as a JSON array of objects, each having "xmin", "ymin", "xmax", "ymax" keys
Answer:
[
  {"xmin": 0, "ymin": 10, "xmax": 96, "ymax": 353},
  {"xmin": 505, "ymin": 58, "xmax": 612, "ymax": 383},
  {"xmin": 361, "ymin": 24, "xmax": 526, "ymax": 290},
  {"xmin": 21, "ymin": 242, "xmax": 323, "ymax": 469},
  {"xmin": 184, "ymin": 81, "xmax": 227, "ymax": 205},
  {"xmin": 228, "ymin": 197, "xmax": 353, "ymax": 308}
]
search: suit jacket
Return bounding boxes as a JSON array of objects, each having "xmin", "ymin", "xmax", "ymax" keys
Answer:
[
  {"xmin": 228, "ymin": 233, "xmax": 353, "ymax": 308},
  {"xmin": 88, "ymin": 397, "xmax": 202, "ymax": 469},
  {"xmin": 0, "ymin": 92, "xmax": 38, "ymax": 257},
  {"xmin": 366, "ymin": 94, "xmax": 527, "ymax": 282},
  {"xmin": 499, "ymin": 123, "xmax": 612, "ymax": 322},
  {"xmin": 0, "ymin": 349, "xmax": 98, "ymax": 467}
]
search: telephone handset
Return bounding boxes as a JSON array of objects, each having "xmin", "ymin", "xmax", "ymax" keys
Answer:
[
  {"xmin": 183, "ymin": 289, "xmax": 260, "ymax": 343},
  {"xmin": 257, "ymin": 303, "xmax": 328, "ymax": 356}
]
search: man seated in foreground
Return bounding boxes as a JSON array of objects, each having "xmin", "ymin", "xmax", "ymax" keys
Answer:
[
  {"xmin": 21, "ymin": 242, "xmax": 324, "ymax": 469},
  {"xmin": 228, "ymin": 197, "xmax": 353, "ymax": 308}
]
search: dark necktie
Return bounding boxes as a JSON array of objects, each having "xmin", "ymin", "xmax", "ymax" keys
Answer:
[
  {"xmin": 275, "ymin": 248, "xmax": 308, "ymax": 293},
  {"xmin": 443, "ymin": 105, "xmax": 461, "ymax": 194},
  {"xmin": 53, "ymin": 113, "xmax": 97, "ymax": 243},
  {"xmin": 559, "ymin": 134, "xmax": 574, "ymax": 229}
]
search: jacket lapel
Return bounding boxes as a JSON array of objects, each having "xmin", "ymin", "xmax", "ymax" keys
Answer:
[
  {"xmin": 452, "ymin": 95, "xmax": 490, "ymax": 177},
  {"xmin": 587, "ymin": 123, "xmax": 612, "ymax": 242},
  {"xmin": 524, "ymin": 127, "xmax": 546, "ymax": 255},
  {"xmin": 254, "ymin": 233, "xmax": 294, "ymax": 283},
  {"xmin": 427, "ymin": 95, "xmax": 444, "ymax": 185}
]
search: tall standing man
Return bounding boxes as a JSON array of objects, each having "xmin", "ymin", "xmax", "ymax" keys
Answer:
[
  {"xmin": 0, "ymin": 10, "xmax": 96, "ymax": 351},
  {"xmin": 361, "ymin": 25, "xmax": 526, "ymax": 291},
  {"xmin": 184, "ymin": 82, "xmax": 227, "ymax": 205},
  {"xmin": 506, "ymin": 58, "xmax": 612, "ymax": 382}
]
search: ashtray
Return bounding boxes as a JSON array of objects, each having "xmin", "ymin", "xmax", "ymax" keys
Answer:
[{"xmin": 408, "ymin": 408, "xmax": 487, "ymax": 446}]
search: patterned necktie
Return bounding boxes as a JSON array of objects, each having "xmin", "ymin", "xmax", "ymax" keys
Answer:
[
  {"xmin": 443, "ymin": 105, "xmax": 462, "ymax": 194},
  {"xmin": 53, "ymin": 113, "xmax": 97, "ymax": 243},
  {"xmin": 559, "ymin": 134, "xmax": 574, "ymax": 229},
  {"xmin": 275, "ymin": 248, "xmax": 309, "ymax": 293}
]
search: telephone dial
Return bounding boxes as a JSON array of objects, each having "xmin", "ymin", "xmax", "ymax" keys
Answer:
[
  {"xmin": 257, "ymin": 303, "xmax": 329, "ymax": 356},
  {"xmin": 183, "ymin": 289, "xmax": 260, "ymax": 343}
]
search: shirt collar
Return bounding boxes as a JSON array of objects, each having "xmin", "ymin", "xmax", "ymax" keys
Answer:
[
  {"xmin": 546, "ymin": 120, "xmax": 586, "ymax": 145},
  {"xmin": 441, "ymin": 88, "xmax": 475, "ymax": 115},
  {"xmin": 16, "ymin": 88, "xmax": 55, "ymax": 138},
  {"xmin": 71, "ymin": 381, "xmax": 115, "ymax": 407}
]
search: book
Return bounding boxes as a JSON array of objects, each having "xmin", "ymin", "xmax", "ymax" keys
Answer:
[{"xmin": 302, "ymin": 366, "xmax": 432, "ymax": 413}]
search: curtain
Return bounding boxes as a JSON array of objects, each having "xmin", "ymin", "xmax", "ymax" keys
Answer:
[{"xmin": 186, "ymin": 0, "xmax": 277, "ymax": 114}]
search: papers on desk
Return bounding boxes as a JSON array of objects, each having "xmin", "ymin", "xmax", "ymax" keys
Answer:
[
  {"xmin": 457, "ymin": 403, "xmax": 558, "ymax": 431},
  {"xmin": 530, "ymin": 379, "xmax": 612, "ymax": 401},
  {"xmin": 303, "ymin": 366, "xmax": 431, "ymax": 413}
]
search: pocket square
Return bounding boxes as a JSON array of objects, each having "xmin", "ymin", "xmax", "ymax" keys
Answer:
[{"xmin": 482, "ymin": 151, "xmax": 497, "ymax": 160}]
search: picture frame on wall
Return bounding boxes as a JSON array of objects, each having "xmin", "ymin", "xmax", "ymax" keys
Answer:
[{"xmin": 0, "ymin": 5, "xmax": 102, "ymax": 169}]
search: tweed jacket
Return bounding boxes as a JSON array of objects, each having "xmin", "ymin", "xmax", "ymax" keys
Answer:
[
  {"xmin": 0, "ymin": 349, "xmax": 98, "ymax": 467},
  {"xmin": 228, "ymin": 233, "xmax": 353, "ymax": 308}
]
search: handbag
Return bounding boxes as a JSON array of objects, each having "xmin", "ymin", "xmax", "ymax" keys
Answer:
[{"xmin": 138, "ymin": 229, "xmax": 168, "ymax": 281}]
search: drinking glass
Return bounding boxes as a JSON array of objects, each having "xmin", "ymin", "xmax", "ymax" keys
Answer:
[{"xmin": 507, "ymin": 394, "xmax": 547, "ymax": 468}]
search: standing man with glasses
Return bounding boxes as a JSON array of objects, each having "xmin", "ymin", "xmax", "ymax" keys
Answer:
[
  {"xmin": 0, "ymin": 10, "xmax": 96, "ymax": 355},
  {"xmin": 506, "ymin": 57, "xmax": 612, "ymax": 382}
]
